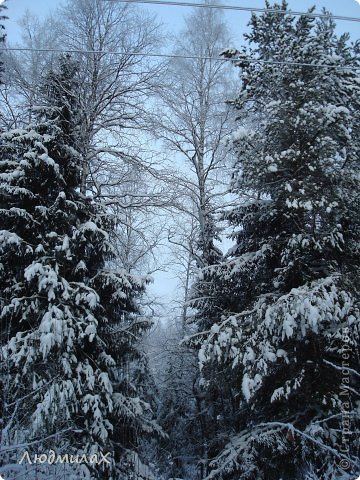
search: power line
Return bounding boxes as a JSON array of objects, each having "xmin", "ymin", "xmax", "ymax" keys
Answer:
[
  {"xmin": 4, "ymin": 47, "xmax": 360, "ymax": 71},
  {"xmin": 103, "ymin": 0, "xmax": 360, "ymax": 23}
]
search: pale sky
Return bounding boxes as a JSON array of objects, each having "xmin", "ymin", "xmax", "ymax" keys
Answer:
[{"xmin": 3, "ymin": 0, "xmax": 360, "ymax": 46}]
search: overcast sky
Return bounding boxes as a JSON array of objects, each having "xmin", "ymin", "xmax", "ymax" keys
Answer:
[{"xmin": 4, "ymin": 0, "xmax": 360, "ymax": 47}]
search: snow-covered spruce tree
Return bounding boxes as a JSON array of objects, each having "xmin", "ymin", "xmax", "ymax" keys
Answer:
[
  {"xmin": 0, "ymin": 54, "xmax": 158, "ymax": 479},
  {"xmin": 189, "ymin": 3, "xmax": 360, "ymax": 479}
]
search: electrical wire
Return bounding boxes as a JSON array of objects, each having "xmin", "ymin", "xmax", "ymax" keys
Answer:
[
  {"xmin": 103, "ymin": 0, "xmax": 360, "ymax": 23},
  {"xmin": 4, "ymin": 47, "xmax": 360, "ymax": 71}
]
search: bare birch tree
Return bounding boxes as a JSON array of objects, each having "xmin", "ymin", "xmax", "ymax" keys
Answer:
[
  {"xmin": 152, "ymin": 1, "xmax": 236, "ymax": 282},
  {"xmin": 146, "ymin": 4, "xmax": 236, "ymax": 476},
  {"xmin": 56, "ymin": 0, "xmax": 162, "ymax": 194},
  {"xmin": 1, "ymin": 12, "xmax": 61, "ymax": 129}
]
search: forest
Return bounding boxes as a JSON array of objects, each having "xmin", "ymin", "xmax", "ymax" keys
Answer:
[{"xmin": 0, "ymin": 0, "xmax": 359, "ymax": 479}]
